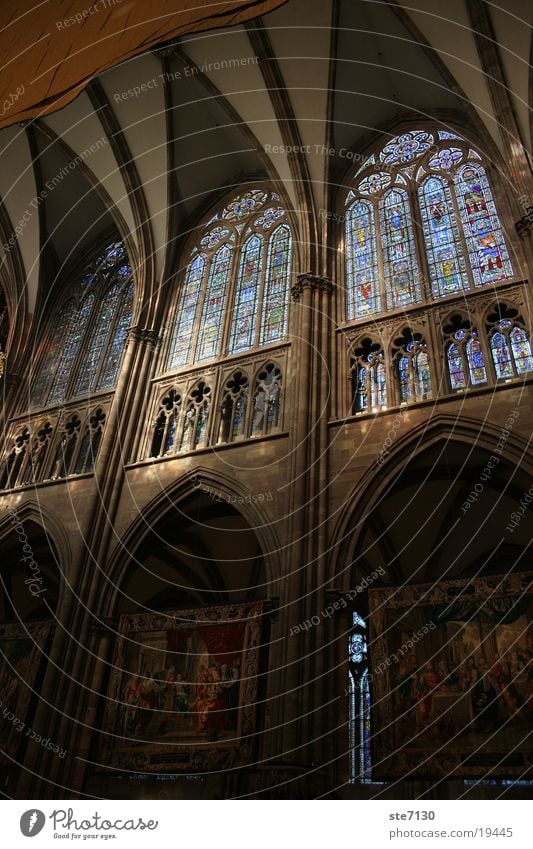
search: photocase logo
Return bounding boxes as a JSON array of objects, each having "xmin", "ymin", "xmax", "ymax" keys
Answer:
[{"xmin": 20, "ymin": 809, "xmax": 46, "ymax": 837}]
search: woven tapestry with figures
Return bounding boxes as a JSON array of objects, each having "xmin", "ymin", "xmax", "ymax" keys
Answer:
[
  {"xmin": 369, "ymin": 572, "xmax": 532, "ymax": 780},
  {"xmin": 99, "ymin": 602, "xmax": 264, "ymax": 773}
]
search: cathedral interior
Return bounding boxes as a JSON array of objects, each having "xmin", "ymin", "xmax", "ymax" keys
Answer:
[{"xmin": 0, "ymin": 0, "xmax": 532, "ymax": 800}]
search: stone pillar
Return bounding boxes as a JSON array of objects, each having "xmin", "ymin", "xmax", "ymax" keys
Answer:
[{"xmin": 276, "ymin": 273, "xmax": 334, "ymax": 768}]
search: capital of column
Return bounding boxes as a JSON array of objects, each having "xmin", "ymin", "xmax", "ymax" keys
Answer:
[
  {"xmin": 291, "ymin": 273, "xmax": 334, "ymax": 302},
  {"xmin": 516, "ymin": 206, "xmax": 533, "ymax": 240},
  {"xmin": 126, "ymin": 325, "xmax": 161, "ymax": 349}
]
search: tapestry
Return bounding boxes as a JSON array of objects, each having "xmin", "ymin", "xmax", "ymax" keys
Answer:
[
  {"xmin": 99, "ymin": 602, "xmax": 264, "ymax": 773},
  {"xmin": 368, "ymin": 572, "xmax": 532, "ymax": 780},
  {"xmin": 0, "ymin": 621, "xmax": 53, "ymax": 764}
]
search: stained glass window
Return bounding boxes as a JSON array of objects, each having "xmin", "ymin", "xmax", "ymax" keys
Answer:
[
  {"xmin": 346, "ymin": 131, "xmax": 514, "ymax": 331},
  {"xmin": 167, "ymin": 189, "xmax": 292, "ymax": 371},
  {"xmin": 346, "ymin": 201, "xmax": 379, "ymax": 319},
  {"xmin": 396, "ymin": 339, "xmax": 432, "ymax": 403},
  {"xmin": 229, "ymin": 234, "xmax": 263, "ymax": 354},
  {"xmin": 351, "ymin": 354, "xmax": 386, "ymax": 413},
  {"xmin": 380, "ymin": 189, "xmax": 421, "ymax": 310},
  {"xmin": 47, "ymin": 294, "xmax": 95, "ymax": 405},
  {"xmin": 398, "ymin": 355, "xmax": 411, "ymax": 402},
  {"xmin": 381, "ymin": 130, "xmax": 433, "ymax": 165},
  {"xmin": 448, "ymin": 342, "xmax": 466, "ymax": 389},
  {"xmin": 195, "ymin": 244, "xmax": 232, "ymax": 362},
  {"xmin": 491, "ymin": 331, "xmax": 513, "ymax": 379},
  {"xmin": 349, "ymin": 612, "xmax": 372, "ymax": 783},
  {"xmin": 418, "ymin": 177, "xmax": 468, "ymax": 298},
  {"xmin": 455, "ymin": 164, "xmax": 513, "ymax": 286},
  {"xmin": 219, "ymin": 372, "xmax": 249, "ymax": 442},
  {"xmin": 260, "ymin": 224, "xmax": 292, "ymax": 344},
  {"xmin": 490, "ymin": 322, "xmax": 533, "ymax": 379},
  {"xmin": 97, "ymin": 280, "xmax": 134, "ymax": 390},
  {"xmin": 31, "ymin": 240, "xmax": 134, "ymax": 410},
  {"xmin": 415, "ymin": 349, "xmax": 432, "ymax": 399},
  {"xmin": 466, "ymin": 333, "xmax": 487, "ymax": 385},
  {"xmin": 510, "ymin": 327, "xmax": 533, "ymax": 374},
  {"xmin": 168, "ymin": 255, "xmax": 206, "ymax": 369},
  {"xmin": 74, "ymin": 284, "xmax": 122, "ymax": 397},
  {"xmin": 31, "ymin": 300, "xmax": 76, "ymax": 406}
]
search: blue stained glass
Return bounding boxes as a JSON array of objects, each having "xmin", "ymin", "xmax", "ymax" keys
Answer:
[
  {"xmin": 346, "ymin": 201, "xmax": 379, "ymax": 319},
  {"xmin": 222, "ymin": 189, "xmax": 268, "ymax": 220},
  {"xmin": 418, "ymin": 177, "xmax": 469, "ymax": 298},
  {"xmin": 195, "ymin": 245, "xmax": 232, "ymax": 362},
  {"xmin": 164, "ymin": 411, "xmax": 178, "ymax": 453},
  {"xmin": 398, "ymin": 355, "xmax": 411, "ymax": 402},
  {"xmin": 74, "ymin": 283, "xmax": 122, "ymax": 396},
  {"xmin": 448, "ymin": 342, "xmax": 466, "ymax": 389},
  {"xmin": 466, "ymin": 333, "xmax": 487, "ymax": 385},
  {"xmin": 491, "ymin": 332, "xmax": 513, "ymax": 378},
  {"xmin": 47, "ymin": 295, "xmax": 95, "ymax": 405},
  {"xmin": 260, "ymin": 224, "xmax": 291, "ymax": 345},
  {"xmin": 97, "ymin": 280, "xmax": 134, "ymax": 389},
  {"xmin": 380, "ymin": 189, "xmax": 422, "ymax": 310},
  {"xmin": 455, "ymin": 164, "xmax": 513, "ymax": 286},
  {"xmin": 229, "ymin": 234, "xmax": 263, "ymax": 354},
  {"xmin": 381, "ymin": 131, "xmax": 433, "ymax": 165},
  {"xmin": 510, "ymin": 327, "xmax": 533, "ymax": 374},
  {"xmin": 169, "ymin": 254, "xmax": 206, "ymax": 368},
  {"xmin": 31, "ymin": 300, "xmax": 75, "ymax": 406}
]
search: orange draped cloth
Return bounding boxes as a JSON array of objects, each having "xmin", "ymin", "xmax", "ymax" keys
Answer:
[{"xmin": 0, "ymin": 0, "xmax": 287, "ymax": 129}]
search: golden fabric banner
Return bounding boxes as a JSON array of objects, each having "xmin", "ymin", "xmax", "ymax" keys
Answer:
[{"xmin": 0, "ymin": 0, "xmax": 287, "ymax": 129}]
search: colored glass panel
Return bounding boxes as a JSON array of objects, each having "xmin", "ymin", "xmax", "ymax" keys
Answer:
[
  {"xmin": 380, "ymin": 189, "xmax": 421, "ymax": 309},
  {"xmin": 491, "ymin": 332, "xmax": 513, "ymax": 378},
  {"xmin": 346, "ymin": 201, "xmax": 379, "ymax": 319},
  {"xmin": 358, "ymin": 171, "xmax": 391, "ymax": 195},
  {"xmin": 169, "ymin": 254, "xmax": 206, "ymax": 368},
  {"xmin": 418, "ymin": 176, "xmax": 469, "ymax": 298},
  {"xmin": 349, "ymin": 612, "xmax": 372, "ymax": 783},
  {"xmin": 195, "ymin": 245, "xmax": 232, "ymax": 362},
  {"xmin": 381, "ymin": 131, "xmax": 433, "ymax": 165},
  {"xmin": 510, "ymin": 327, "xmax": 533, "ymax": 374},
  {"xmin": 97, "ymin": 280, "xmax": 134, "ymax": 390},
  {"xmin": 74, "ymin": 283, "xmax": 122, "ymax": 396},
  {"xmin": 415, "ymin": 350, "xmax": 432, "ymax": 399},
  {"xmin": 260, "ymin": 225, "xmax": 291, "ymax": 345},
  {"xmin": 47, "ymin": 295, "xmax": 95, "ymax": 405},
  {"xmin": 466, "ymin": 333, "xmax": 487, "ymax": 385},
  {"xmin": 455, "ymin": 164, "xmax": 513, "ymax": 286},
  {"xmin": 398, "ymin": 355, "xmax": 411, "ymax": 402},
  {"xmin": 31, "ymin": 300, "xmax": 75, "ymax": 406},
  {"xmin": 229, "ymin": 234, "xmax": 263, "ymax": 354},
  {"xmin": 448, "ymin": 343, "xmax": 466, "ymax": 389}
]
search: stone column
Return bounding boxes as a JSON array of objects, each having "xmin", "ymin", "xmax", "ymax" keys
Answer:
[{"xmin": 276, "ymin": 273, "xmax": 334, "ymax": 769}]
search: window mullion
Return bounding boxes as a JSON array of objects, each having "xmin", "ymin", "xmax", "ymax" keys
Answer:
[
  {"xmin": 221, "ymin": 238, "xmax": 242, "ymax": 358},
  {"xmin": 375, "ymin": 199, "xmax": 386, "ymax": 315},
  {"xmin": 254, "ymin": 231, "xmax": 268, "ymax": 349}
]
